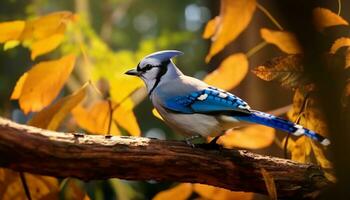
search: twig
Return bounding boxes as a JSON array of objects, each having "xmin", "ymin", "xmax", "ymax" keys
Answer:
[
  {"xmin": 246, "ymin": 41, "xmax": 268, "ymax": 58},
  {"xmin": 257, "ymin": 3, "xmax": 284, "ymax": 30},
  {"xmin": 337, "ymin": 0, "xmax": 342, "ymax": 15}
]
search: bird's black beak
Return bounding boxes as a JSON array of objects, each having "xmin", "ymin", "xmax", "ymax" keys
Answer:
[{"xmin": 125, "ymin": 68, "xmax": 140, "ymax": 76}]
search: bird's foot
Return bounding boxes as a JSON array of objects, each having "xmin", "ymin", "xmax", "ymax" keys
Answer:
[{"xmin": 184, "ymin": 135, "xmax": 201, "ymax": 148}]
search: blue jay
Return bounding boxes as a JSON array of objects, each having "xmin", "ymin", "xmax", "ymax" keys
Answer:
[{"xmin": 125, "ymin": 50, "xmax": 330, "ymax": 146}]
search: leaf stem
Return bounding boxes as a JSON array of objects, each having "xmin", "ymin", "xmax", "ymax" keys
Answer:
[
  {"xmin": 88, "ymin": 80, "xmax": 104, "ymax": 98},
  {"xmin": 283, "ymin": 133, "xmax": 291, "ymax": 159},
  {"xmin": 337, "ymin": 0, "xmax": 342, "ymax": 15},
  {"xmin": 284, "ymin": 92, "xmax": 310, "ymax": 158},
  {"xmin": 257, "ymin": 3, "xmax": 283, "ymax": 30},
  {"xmin": 59, "ymin": 178, "xmax": 70, "ymax": 191},
  {"xmin": 246, "ymin": 41, "xmax": 268, "ymax": 58}
]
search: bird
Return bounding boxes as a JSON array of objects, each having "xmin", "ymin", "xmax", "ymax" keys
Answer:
[{"xmin": 125, "ymin": 50, "xmax": 330, "ymax": 146}]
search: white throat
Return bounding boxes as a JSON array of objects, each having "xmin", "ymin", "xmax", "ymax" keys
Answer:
[{"xmin": 143, "ymin": 61, "xmax": 183, "ymax": 95}]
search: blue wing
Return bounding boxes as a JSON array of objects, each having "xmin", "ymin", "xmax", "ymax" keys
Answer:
[
  {"xmin": 162, "ymin": 87, "xmax": 331, "ymax": 146},
  {"xmin": 163, "ymin": 87, "xmax": 251, "ymax": 114}
]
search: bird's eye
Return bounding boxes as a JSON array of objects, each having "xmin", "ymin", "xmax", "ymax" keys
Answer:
[{"xmin": 143, "ymin": 64, "xmax": 153, "ymax": 71}]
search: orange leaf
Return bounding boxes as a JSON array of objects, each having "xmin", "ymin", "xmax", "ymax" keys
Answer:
[
  {"xmin": 193, "ymin": 184, "xmax": 216, "ymax": 199},
  {"xmin": 310, "ymin": 141, "xmax": 332, "ymax": 169},
  {"xmin": 27, "ymin": 11, "xmax": 74, "ymax": 41},
  {"xmin": 313, "ymin": 7, "xmax": 348, "ymax": 31},
  {"xmin": 290, "ymin": 136, "xmax": 312, "ymax": 163},
  {"xmin": 0, "ymin": 20, "xmax": 25, "ymax": 43},
  {"xmin": 260, "ymin": 28, "xmax": 302, "ymax": 54},
  {"xmin": 113, "ymin": 105, "xmax": 141, "ymax": 137},
  {"xmin": 310, "ymin": 142, "xmax": 334, "ymax": 186},
  {"xmin": 205, "ymin": 0, "xmax": 256, "ymax": 62},
  {"xmin": 204, "ymin": 53, "xmax": 248, "ymax": 90},
  {"xmin": 64, "ymin": 179, "xmax": 90, "ymax": 200},
  {"xmin": 202, "ymin": 16, "xmax": 220, "ymax": 39},
  {"xmin": 252, "ymin": 54, "xmax": 311, "ymax": 89},
  {"xmin": 261, "ymin": 168, "xmax": 277, "ymax": 200},
  {"xmin": 281, "ymin": 136, "xmax": 296, "ymax": 152},
  {"xmin": 0, "ymin": 168, "xmax": 59, "ymax": 200},
  {"xmin": 287, "ymin": 89, "xmax": 329, "ymax": 137},
  {"xmin": 153, "ymin": 183, "xmax": 192, "ymax": 200},
  {"xmin": 218, "ymin": 125, "xmax": 275, "ymax": 149},
  {"xmin": 28, "ymin": 85, "xmax": 86, "ymax": 130},
  {"xmin": 10, "ymin": 72, "xmax": 28, "ymax": 100},
  {"xmin": 31, "ymin": 34, "xmax": 64, "ymax": 60},
  {"xmin": 193, "ymin": 184, "xmax": 253, "ymax": 200},
  {"xmin": 72, "ymin": 100, "xmax": 121, "ymax": 135},
  {"xmin": 330, "ymin": 37, "xmax": 350, "ymax": 54},
  {"xmin": 11, "ymin": 54, "xmax": 76, "ymax": 114}
]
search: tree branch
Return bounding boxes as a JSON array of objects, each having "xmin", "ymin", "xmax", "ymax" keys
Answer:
[{"xmin": 0, "ymin": 117, "xmax": 331, "ymax": 198}]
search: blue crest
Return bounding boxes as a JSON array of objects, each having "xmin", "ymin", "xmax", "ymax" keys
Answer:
[{"xmin": 145, "ymin": 50, "xmax": 184, "ymax": 62}]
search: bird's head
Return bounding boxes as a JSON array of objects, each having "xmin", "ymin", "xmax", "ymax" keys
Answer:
[{"xmin": 125, "ymin": 50, "xmax": 184, "ymax": 94}]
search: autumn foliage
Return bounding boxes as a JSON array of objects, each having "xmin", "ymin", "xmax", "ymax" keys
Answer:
[{"xmin": 0, "ymin": 0, "xmax": 349, "ymax": 199}]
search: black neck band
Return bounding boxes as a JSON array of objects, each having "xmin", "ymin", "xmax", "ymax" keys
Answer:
[{"xmin": 148, "ymin": 60, "xmax": 170, "ymax": 96}]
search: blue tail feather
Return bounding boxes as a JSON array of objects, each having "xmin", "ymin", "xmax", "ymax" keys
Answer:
[{"xmin": 235, "ymin": 110, "xmax": 330, "ymax": 146}]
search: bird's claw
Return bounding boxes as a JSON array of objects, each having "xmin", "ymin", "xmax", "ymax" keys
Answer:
[{"xmin": 184, "ymin": 135, "xmax": 201, "ymax": 148}]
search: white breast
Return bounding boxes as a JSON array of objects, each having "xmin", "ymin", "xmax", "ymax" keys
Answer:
[{"xmin": 154, "ymin": 104, "xmax": 223, "ymax": 137}]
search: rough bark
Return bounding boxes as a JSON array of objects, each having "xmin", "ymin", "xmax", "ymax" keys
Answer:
[{"xmin": 0, "ymin": 117, "xmax": 331, "ymax": 198}]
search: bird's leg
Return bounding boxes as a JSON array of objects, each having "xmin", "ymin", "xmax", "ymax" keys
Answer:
[{"xmin": 184, "ymin": 135, "xmax": 202, "ymax": 148}]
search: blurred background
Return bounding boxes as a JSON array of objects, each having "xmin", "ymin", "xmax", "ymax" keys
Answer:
[{"xmin": 0, "ymin": 0, "xmax": 349, "ymax": 199}]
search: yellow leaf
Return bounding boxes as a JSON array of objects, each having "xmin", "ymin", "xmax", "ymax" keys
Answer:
[
  {"xmin": 204, "ymin": 53, "xmax": 248, "ymax": 90},
  {"xmin": 64, "ymin": 179, "xmax": 90, "ymax": 200},
  {"xmin": 310, "ymin": 141, "xmax": 335, "ymax": 182},
  {"xmin": 110, "ymin": 77, "xmax": 143, "ymax": 103},
  {"xmin": 11, "ymin": 54, "xmax": 76, "ymax": 114},
  {"xmin": 202, "ymin": 16, "xmax": 220, "ymax": 39},
  {"xmin": 0, "ymin": 168, "xmax": 59, "ymax": 200},
  {"xmin": 330, "ymin": 37, "xmax": 350, "ymax": 54},
  {"xmin": 152, "ymin": 108, "xmax": 163, "ymax": 120},
  {"xmin": 28, "ymin": 85, "xmax": 86, "ymax": 130},
  {"xmin": 72, "ymin": 100, "xmax": 121, "ymax": 135},
  {"xmin": 153, "ymin": 183, "xmax": 192, "ymax": 200},
  {"xmin": 31, "ymin": 34, "xmax": 64, "ymax": 60},
  {"xmin": 193, "ymin": 184, "xmax": 253, "ymax": 200},
  {"xmin": 310, "ymin": 141, "xmax": 332, "ymax": 169},
  {"xmin": 193, "ymin": 184, "xmax": 215, "ymax": 199},
  {"xmin": 205, "ymin": 0, "xmax": 256, "ymax": 62},
  {"xmin": 0, "ymin": 20, "xmax": 25, "ymax": 43},
  {"xmin": 290, "ymin": 136, "xmax": 312, "ymax": 163},
  {"xmin": 260, "ymin": 168, "xmax": 277, "ymax": 200},
  {"xmin": 10, "ymin": 72, "xmax": 28, "ymax": 99},
  {"xmin": 29, "ymin": 11, "xmax": 75, "ymax": 40},
  {"xmin": 218, "ymin": 125, "xmax": 275, "ymax": 149},
  {"xmin": 113, "ymin": 103, "xmax": 141, "ymax": 137},
  {"xmin": 281, "ymin": 136, "xmax": 296, "ymax": 152},
  {"xmin": 4, "ymin": 40, "xmax": 20, "ymax": 50},
  {"xmin": 260, "ymin": 28, "xmax": 302, "ymax": 54},
  {"xmin": 287, "ymin": 89, "xmax": 329, "ymax": 137},
  {"xmin": 313, "ymin": 7, "xmax": 348, "ymax": 31}
]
